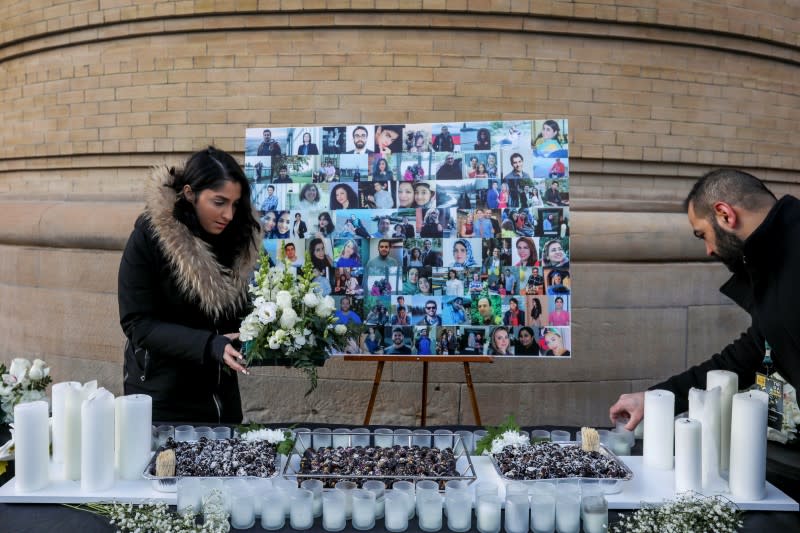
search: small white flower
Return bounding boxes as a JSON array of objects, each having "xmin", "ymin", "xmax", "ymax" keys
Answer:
[
  {"xmin": 257, "ymin": 302, "xmax": 278, "ymax": 324},
  {"xmin": 275, "ymin": 290, "xmax": 293, "ymax": 309},
  {"xmin": 334, "ymin": 324, "xmax": 347, "ymax": 335},
  {"xmin": 302, "ymin": 292, "xmax": 320, "ymax": 307},
  {"xmin": 268, "ymin": 336, "xmax": 281, "ymax": 350},
  {"xmin": 8, "ymin": 358, "xmax": 31, "ymax": 382},
  {"xmin": 279, "ymin": 308, "xmax": 299, "ymax": 330}
]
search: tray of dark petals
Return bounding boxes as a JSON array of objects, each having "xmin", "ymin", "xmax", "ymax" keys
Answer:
[
  {"xmin": 283, "ymin": 431, "xmax": 476, "ymax": 489},
  {"xmin": 491, "ymin": 441, "xmax": 633, "ymax": 482},
  {"xmin": 143, "ymin": 437, "xmax": 281, "ymax": 490}
]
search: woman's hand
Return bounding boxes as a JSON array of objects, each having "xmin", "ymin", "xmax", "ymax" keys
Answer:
[{"xmin": 222, "ymin": 333, "xmax": 249, "ymax": 374}]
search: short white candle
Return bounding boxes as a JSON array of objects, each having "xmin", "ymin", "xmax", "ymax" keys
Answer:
[
  {"xmin": 445, "ymin": 489, "xmax": 472, "ymax": 532},
  {"xmin": 530, "ymin": 484, "xmax": 556, "ymax": 533},
  {"xmin": 581, "ymin": 495, "xmax": 608, "ymax": 533},
  {"xmin": 363, "ymin": 480, "xmax": 385, "ymax": 519},
  {"xmin": 352, "ymin": 489, "xmax": 376, "ymax": 530},
  {"xmin": 504, "ymin": 494, "xmax": 530, "ymax": 533},
  {"xmin": 322, "ymin": 489, "xmax": 346, "ymax": 532},
  {"xmin": 177, "ymin": 477, "xmax": 203, "ymax": 516},
  {"xmin": 417, "ymin": 491, "xmax": 443, "ymax": 532},
  {"xmin": 555, "ymin": 490, "xmax": 580, "ymax": 533},
  {"xmin": 301, "ymin": 479, "xmax": 323, "ymax": 518},
  {"xmin": 290, "ymin": 489, "xmax": 314, "ymax": 530},
  {"xmin": 476, "ymin": 494, "xmax": 501, "ymax": 533},
  {"xmin": 384, "ymin": 491, "xmax": 410, "ymax": 533},
  {"xmin": 230, "ymin": 492, "xmax": 256, "ymax": 530},
  {"xmin": 392, "ymin": 480, "xmax": 416, "ymax": 519},
  {"xmin": 260, "ymin": 490, "xmax": 287, "ymax": 530}
]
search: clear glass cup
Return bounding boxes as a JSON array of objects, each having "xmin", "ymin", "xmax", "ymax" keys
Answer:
[
  {"xmin": 289, "ymin": 488, "xmax": 315, "ymax": 531},
  {"xmin": 301, "ymin": 478, "xmax": 324, "ymax": 518},
  {"xmin": 212, "ymin": 426, "xmax": 231, "ymax": 440},
  {"xmin": 597, "ymin": 429, "xmax": 610, "ymax": 446},
  {"xmin": 445, "ymin": 483, "xmax": 472, "ymax": 532},
  {"xmin": 177, "ymin": 477, "xmax": 203, "ymax": 516},
  {"xmin": 154, "ymin": 425, "xmax": 174, "ymax": 449},
  {"xmin": 351, "ymin": 488, "xmax": 377, "ymax": 530},
  {"xmin": 335, "ymin": 480, "xmax": 357, "ymax": 519},
  {"xmin": 474, "ymin": 481, "xmax": 498, "ymax": 501},
  {"xmin": 530, "ymin": 482, "xmax": 556, "ymax": 533},
  {"xmin": 247, "ymin": 477, "xmax": 272, "ymax": 516},
  {"xmin": 580, "ymin": 480, "xmax": 602, "ymax": 523},
  {"xmin": 555, "ymin": 484, "xmax": 581, "ymax": 533},
  {"xmin": 260, "ymin": 489, "xmax": 287, "ymax": 530},
  {"xmin": 505, "ymin": 493, "xmax": 531, "ymax": 533},
  {"xmin": 608, "ymin": 430, "xmax": 632, "ymax": 456},
  {"xmin": 476, "ymin": 493, "xmax": 502, "ymax": 533},
  {"xmin": 384, "ymin": 490, "xmax": 410, "ymax": 532},
  {"xmin": 392, "ymin": 480, "xmax": 416, "ymax": 519},
  {"xmin": 505, "ymin": 481, "xmax": 529, "ymax": 500},
  {"xmin": 550, "ymin": 430, "xmax": 571, "ymax": 442},
  {"xmin": 412, "ymin": 429, "xmax": 432, "ymax": 448},
  {"xmin": 454, "ymin": 430, "xmax": 474, "ymax": 454},
  {"xmin": 531, "ymin": 429, "xmax": 551, "ymax": 443},
  {"xmin": 352, "ymin": 427, "xmax": 371, "ymax": 447},
  {"xmin": 394, "ymin": 428, "xmax": 413, "ymax": 447},
  {"xmin": 417, "ymin": 490, "xmax": 443, "ymax": 532},
  {"xmin": 313, "ymin": 427, "xmax": 333, "ymax": 449},
  {"xmin": 230, "ymin": 481, "xmax": 256, "ymax": 530},
  {"xmin": 374, "ymin": 428, "xmax": 394, "ymax": 448},
  {"xmin": 433, "ymin": 429, "xmax": 454, "ymax": 450},
  {"xmin": 614, "ymin": 419, "xmax": 636, "ymax": 446},
  {"xmin": 415, "ymin": 479, "xmax": 440, "ymax": 516},
  {"xmin": 581, "ymin": 495, "xmax": 608, "ymax": 533},
  {"xmin": 274, "ymin": 478, "xmax": 298, "ymax": 516},
  {"xmin": 194, "ymin": 426, "xmax": 213, "ymax": 441},
  {"xmin": 332, "ymin": 428, "xmax": 351, "ymax": 449},
  {"xmin": 600, "ymin": 478, "xmax": 622, "ymax": 495},
  {"xmin": 473, "ymin": 429, "xmax": 488, "ymax": 447},
  {"xmin": 363, "ymin": 479, "xmax": 386, "ymax": 519},
  {"xmin": 322, "ymin": 489, "xmax": 346, "ymax": 532},
  {"xmin": 174, "ymin": 424, "xmax": 195, "ymax": 442}
]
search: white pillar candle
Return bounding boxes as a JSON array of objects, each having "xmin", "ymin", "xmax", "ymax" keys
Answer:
[
  {"xmin": 384, "ymin": 490, "xmax": 410, "ymax": 533},
  {"xmin": 64, "ymin": 381, "xmax": 96, "ymax": 480},
  {"xmin": 417, "ymin": 490, "xmax": 443, "ymax": 532},
  {"xmin": 80, "ymin": 388, "xmax": 115, "ymax": 492},
  {"xmin": 729, "ymin": 389, "xmax": 769, "ymax": 500},
  {"xmin": 674, "ymin": 418, "xmax": 702, "ymax": 494},
  {"xmin": 504, "ymin": 494, "xmax": 530, "ymax": 533},
  {"xmin": 322, "ymin": 489, "xmax": 346, "ymax": 532},
  {"xmin": 13, "ymin": 400, "xmax": 50, "ymax": 492},
  {"xmin": 707, "ymin": 369, "xmax": 738, "ymax": 472},
  {"xmin": 476, "ymin": 494, "xmax": 501, "ymax": 533},
  {"xmin": 51, "ymin": 381, "xmax": 80, "ymax": 471},
  {"xmin": 289, "ymin": 489, "xmax": 315, "ymax": 531},
  {"xmin": 114, "ymin": 394, "xmax": 153, "ymax": 480},
  {"xmin": 689, "ymin": 387, "xmax": 727, "ymax": 492},
  {"xmin": 643, "ymin": 389, "xmax": 675, "ymax": 470}
]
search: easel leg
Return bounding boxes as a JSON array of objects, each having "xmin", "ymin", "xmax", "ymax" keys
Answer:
[
  {"xmin": 421, "ymin": 361, "xmax": 429, "ymax": 427},
  {"xmin": 363, "ymin": 361, "xmax": 385, "ymax": 425},
  {"xmin": 464, "ymin": 362, "xmax": 481, "ymax": 426}
]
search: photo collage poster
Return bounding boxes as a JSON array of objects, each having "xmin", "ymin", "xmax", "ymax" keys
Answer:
[{"xmin": 244, "ymin": 120, "xmax": 571, "ymax": 357}]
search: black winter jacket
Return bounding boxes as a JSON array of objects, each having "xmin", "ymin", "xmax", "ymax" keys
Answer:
[
  {"xmin": 653, "ymin": 195, "xmax": 800, "ymax": 413},
  {"xmin": 118, "ymin": 168, "xmax": 260, "ymax": 423}
]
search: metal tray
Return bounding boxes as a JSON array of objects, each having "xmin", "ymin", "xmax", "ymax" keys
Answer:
[
  {"xmin": 489, "ymin": 441, "xmax": 633, "ymax": 483},
  {"xmin": 142, "ymin": 440, "xmax": 282, "ymax": 493},
  {"xmin": 282, "ymin": 431, "xmax": 476, "ymax": 488}
]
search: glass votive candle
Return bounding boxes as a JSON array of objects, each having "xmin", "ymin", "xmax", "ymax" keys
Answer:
[
  {"xmin": 394, "ymin": 428, "xmax": 412, "ymax": 447},
  {"xmin": 222, "ymin": 478, "xmax": 240, "ymax": 513},
  {"xmin": 530, "ymin": 482, "xmax": 556, "ymax": 533},
  {"xmin": 247, "ymin": 477, "xmax": 272, "ymax": 516},
  {"xmin": 555, "ymin": 484, "xmax": 581, "ymax": 533},
  {"xmin": 444, "ymin": 482, "xmax": 472, "ymax": 533},
  {"xmin": 550, "ymin": 430, "xmax": 571, "ymax": 442},
  {"xmin": 614, "ymin": 419, "xmax": 636, "ymax": 446},
  {"xmin": 454, "ymin": 430, "xmax": 474, "ymax": 454},
  {"xmin": 384, "ymin": 490, "xmax": 410, "ymax": 533},
  {"xmin": 301, "ymin": 479, "xmax": 323, "ymax": 517},
  {"xmin": 290, "ymin": 488, "xmax": 315, "ymax": 530},
  {"xmin": 154, "ymin": 425, "xmax": 174, "ymax": 449},
  {"xmin": 260, "ymin": 489, "xmax": 287, "ymax": 530},
  {"xmin": 417, "ymin": 490, "xmax": 443, "ymax": 532},
  {"xmin": 531, "ymin": 429, "xmax": 551, "ymax": 443},
  {"xmin": 392, "ymin": 480, "xmax": 416, "ymax": 519},
  {"xmin": 506, "ymin": 481, "xmax": 529, "ymax": 500},
  {"xmin": 374, "ymin": 428, "xmax": 394, "ymax": 448},
  {"xmin": 352, "ymin": 427, "xmax": 371, "ymax": 447},
  {"xmin": 574, "ymin": 431, "xmax": 582, "ymax": 445},
  {"xmin": 415, "ymin": 479, "xmax": 439, "ymax": 516},
  {"xmin": 413, "ymin": 429, "xmax": 432, "ymax": 448},
  {"xmin": 476, "ymin": 493, "xmax": 502, "ymax": 533},
  {"xmin": 634, "ymin": 421, "xmax": 644, "ymax": 439},
  {"xmin": 177, "ymin": 477, "xmax": 203, "ymax": 516},
  {"xmin": 580, "ymin": 480, "xmax": 602, "ymax": 523},
  {"xmin": 581, "ymin": 495, "xmax": 608, "ymax": 533},
  {"xmin": 194, "ymin": 426, "xmax": 213, "ymax": 441},
  {"xmin": 174, "ymin": 424, "xmax": 195, "ymax": 442},
  {"xmin": 351, "ymin": 488, "xmax": 377, "ymax": 530},
  {"xmin": 474, "ymin": 481, "xmax": 498, "ymax": 502},
  {"xmin": 212, "ymin": 426, "xmax": 231, "ymax": 440},
  {"xmin": 230, "ymin": 483, "xmax": 256, "ymax": 530},
  {"xmin": 505, "ymin": 493, "xmax": 531, "ymax": 533},
  {"xmin": 363, "ymin": 479, "xmax": 385, "ymax": 519},
  {"xmin": 200, "ymin": 478, "xmax": 223, "ymax": 504},
  {"xmin": 335, "ymin": 480, "xmax": 357, "ymax": 519},
  {"xmin": 322, "ymin": 488, "xmax": 346, "ymax": 532},
  {"xmin": 274, "ymin": 478, "xmax": 298, "ymax": 516},
  {"xmin": 608, "ymin": 430, "xmax": 632, "ymax": 456},
  {"xmin": 473, "ymin": 429, "xmax": 488, "ymax": 446},
  {"xmin": 597, "ymin": 429, "xmax": 610, "ymax": 446},
  {"xmin": 332, "ymin": 428, "xmax": 351, "ymax": 448},
  {"xmin": 433, "ymin": 429, "xmax": 453, "ymax": 450},
  {"xmin": 313, "ymin": 427, "xmax": 333, "ymax": 449},
  {"xmin": 600, "ymin": 478, "xmax": 622, "ymax": 495}
]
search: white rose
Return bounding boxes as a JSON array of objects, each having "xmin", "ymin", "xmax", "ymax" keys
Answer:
[
  {"xmin": 275, "ymin": 290, "xmax": 293, "ymax": 309},
  {"xmin": 280, "ymin": 308, "xmax": 299, "ymax": 330},
  {"xmin": 8, "ymin": 358, "xmax": 31, "ymax": 382},
  {"xmin": 303, "ymin": 292, "xmax": 320, "ymax": 308},
  {"xmin": 257, "ymin": 302, "xmax": 278, "ymax": 324},
  {"xmin": 28, "ymin": 366, "xmax": 43, "ymax": 381},
  {"xmin": 334, "ymin": 324, "xmax": 347, "ymax": 335}
]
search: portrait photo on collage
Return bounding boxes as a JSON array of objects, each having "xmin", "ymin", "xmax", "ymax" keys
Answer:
[{"xmin": 244, "ymin": 120, "xmax": 571, "ymax": 357}]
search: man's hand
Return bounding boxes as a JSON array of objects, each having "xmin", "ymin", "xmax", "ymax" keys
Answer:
[{"xmin": 609, "ymin": 391, "xmax": 645, "ymax": 430}]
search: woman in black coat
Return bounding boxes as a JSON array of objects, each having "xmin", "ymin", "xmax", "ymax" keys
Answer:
[{"xmin": 118, "ymin": 147, "xmax": 261, "ymax": 423}]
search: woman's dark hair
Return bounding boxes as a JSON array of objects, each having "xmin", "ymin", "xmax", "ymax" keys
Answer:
[
  {"xmin": 171, "ymin": 146, "xmax": 259, "ymax": 265},
  {"xmin": 330, "ymin": 184, "xmax": 358, "ymax": 209},
  {"xmin": 530, "ymin": 297, "xmax": 542, "ymax": 319},
  {"xmin": 299, "ymin": 183, "xmax": 320, "ymax": 204},
  {"xmin": 308, "ymin": 237, "xmax": 332, "ymax": 270},
  {"xmin": 317, "ymin": 212, "xmax": 335, "ymax": 235}
]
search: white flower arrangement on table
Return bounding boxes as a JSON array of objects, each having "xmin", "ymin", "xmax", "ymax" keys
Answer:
[
  {"xmin": 611, "ymin": 492, "xmax": 742, "ymax": 533},
  {"xmin": 0, "ymin": 358, "xmax": 52, "ymax": 424},
  {"xmin": 239, "ymin": 252, "xmax": 363, "ymax": 393},
  {"xmin": 475, "ymin": 415, "xmax": 529, "ymax": 455},
  {"xmin": 65, "ymin": 498, "xmax": 231, "ymax": 533},
  {"xmin": 237, "ymin": 423, "xmax": 296, "ymax": 455}
]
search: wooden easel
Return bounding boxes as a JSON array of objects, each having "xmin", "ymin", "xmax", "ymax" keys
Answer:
[{"xmin": 343, "ymin": 355, "xmax": 494, "ymax": 427}]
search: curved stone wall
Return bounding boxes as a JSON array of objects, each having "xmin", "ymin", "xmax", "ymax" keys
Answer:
[{"xmin": 0, "ymin": 3, "xmax": 797, "ymax": 426}]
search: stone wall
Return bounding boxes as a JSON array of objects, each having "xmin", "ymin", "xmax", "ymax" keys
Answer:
[{"xmin": 0, "ymin": 2, "xmax": 797, "ymax": 426}]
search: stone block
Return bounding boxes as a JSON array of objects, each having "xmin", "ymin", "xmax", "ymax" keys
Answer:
[
  {"xmin": 37, "ymin": 248, "xmax": 122, "ymax": 293},
  {"xmin": 686, "ymin": 304, "xmax": 751, "ymax": 368},
  {"xmin": 43, "ymin": 354, "xmax": 123, "ymax": 396},
  {"xmin": 0, "ymin": 245, "xmax": 39, "ymax": 287}
]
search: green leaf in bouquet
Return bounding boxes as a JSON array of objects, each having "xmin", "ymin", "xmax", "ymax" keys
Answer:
[{"xmin": 475, "ymin": 414, "xmax": 521, "ymax": 455}]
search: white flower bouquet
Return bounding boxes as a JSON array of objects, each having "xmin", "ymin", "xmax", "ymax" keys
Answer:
[
  {"xmin": 239, "ymin": 252, "xmax": 362, "ymax": 392},
  {"xmin": 0, "ymin": 358, "xmax": 52, "ymax": 424}
]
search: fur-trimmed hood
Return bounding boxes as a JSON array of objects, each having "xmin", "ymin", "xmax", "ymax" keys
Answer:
[{"xmin": 142, "ymin": 166, "xmax": 260, "ymax": 320}]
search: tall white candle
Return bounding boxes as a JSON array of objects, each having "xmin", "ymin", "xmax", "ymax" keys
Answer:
[
  {"xmin": 643, "ymin": 389, "xmax": 675, "ymax": 469},
  {"xmin": 80, "ymin": 388, "xmax": 115, "ymax": 492},
  {"xmin": 64, "ymin": 382, "xmax": 95, "ymax": 480},
  {"xmin": 51, "ymin": 381, "xmax": 80, "ymax": 471},
  {"xmin": 13, "ymin": 400, "xmax": 50, "ymax": 492},
  {"xmin": 729, "ymin": 390, "xmax": 769, "ymax": 500},
  {"xmin": 674, "ymin": 418, "xmax": 702, "ymax": 493},
  {"xmin": 114, "ymin": 394, "xmax": 153, "ymax": 480},
  {"xmin": 689, "ymin": 387, "xmax": 726, "ymax": 492},
  {"xmin": 706, "ymin": 370, "xmax": 737, "ymax": 472}
]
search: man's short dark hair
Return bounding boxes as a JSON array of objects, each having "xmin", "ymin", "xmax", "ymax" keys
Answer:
[
  {"xmin": 353, "ymin": 126, "xmax": 368, "ymax": 138},
  {"xmin": 284, "ymin": 242, "xmax": 295, "ymax": 250},
  {"xmin": 263, "ymin": 129, "xmax": 271, "ymax": 134},
  {"xmin": 267, "ymin": 185, "xmax": 275, "ymax": 191},
  {"xmin": 392, "ymin": 327, "xmax": 403, "ymax": 335},
  {"xmin": 378, "ymin": 239, "xmax": 391, "ymax": 247},
  {"xmin": 511, "ymin": 152, "xmax": 523, "ymax": 162},
  {"xmin": 684, "ymin": 169, "xmax": 777, "ymax": 218},
  {"xmin": 280, "ymin": 165, "xmax": 287, "ymax": 171},
  {"xmin": 397, "ymin": 306, "xmax": 406, "ymax": 312}
]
